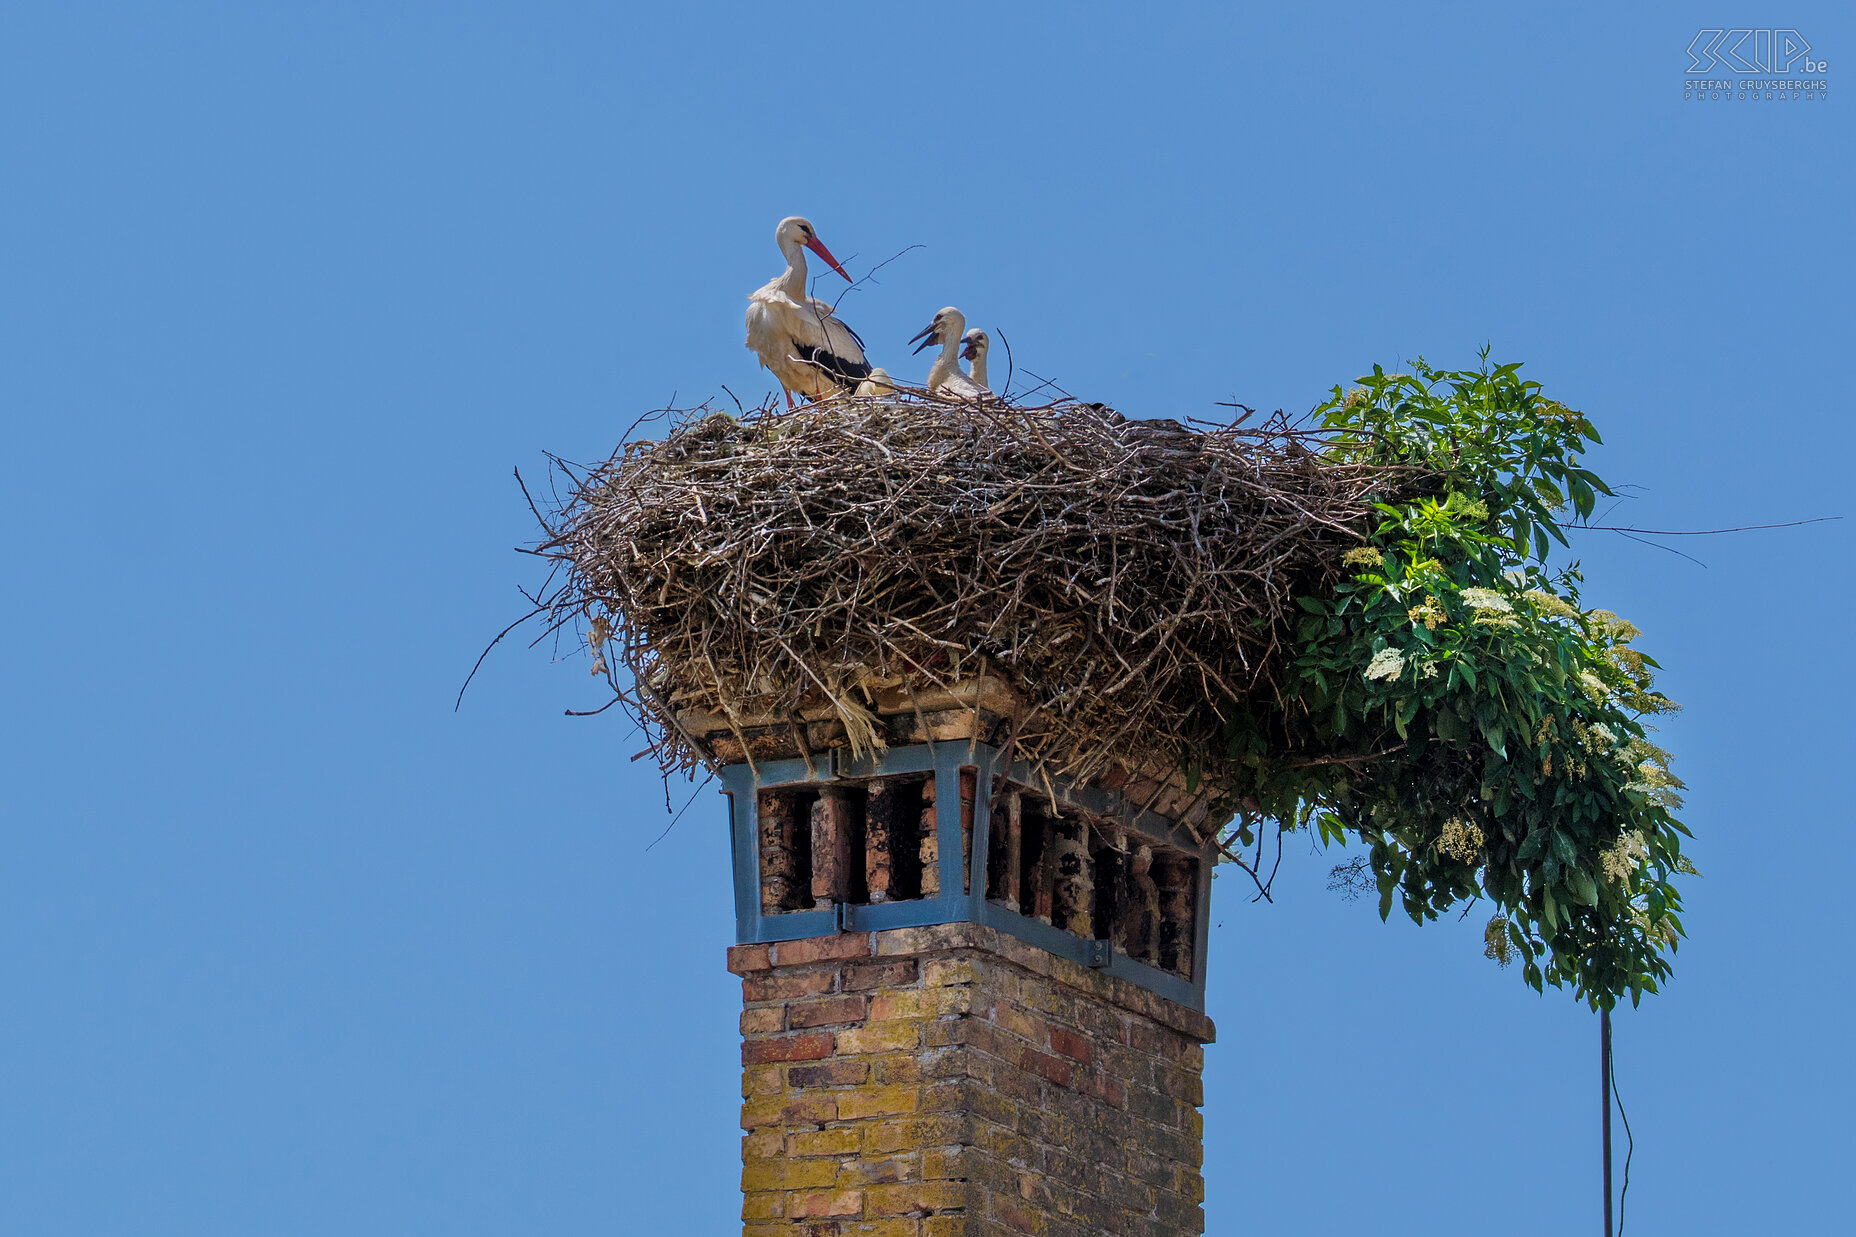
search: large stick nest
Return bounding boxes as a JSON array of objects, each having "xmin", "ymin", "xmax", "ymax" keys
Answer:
[{"xmin": 532, "ymin": 392, "xmax": 1398, "ymax": 797}]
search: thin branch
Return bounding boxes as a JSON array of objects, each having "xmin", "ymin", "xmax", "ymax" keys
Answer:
[{"xmin": 1570, "ymin": 516, "xmax": 1838, "ymax": 535}]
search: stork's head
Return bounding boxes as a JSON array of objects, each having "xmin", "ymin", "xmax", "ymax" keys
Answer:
[
  {"xmin": 909, "ymin": 306, "xmax": 967, "ymax": 354},
  {"xmin": 775, "ymin": 216, "xmax": 852, "ymax": 282},
  {"xmin": 960, "ymin": 328, "xmax": 989, "ymax": 363}
]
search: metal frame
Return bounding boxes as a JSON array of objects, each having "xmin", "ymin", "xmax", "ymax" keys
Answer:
[{"xmin": 722, "ymin": 740, "xmax": 1219, "ymax": 1011}]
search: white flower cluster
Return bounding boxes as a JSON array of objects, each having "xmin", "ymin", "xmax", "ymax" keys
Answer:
[
  {"xmin": 1600, "ymin": 831, "xmax": 1649, "ymax": 883},
  {"xmin": 1437, "ymin": 818, "xmax": 1485, "ymax": 862},
  {"xmin": 1364, "ymin": 647, "xmax": 1406, "ymax": 682},
  {"xmin": 1458, "ymin": 587, "xmax": 1512, "ymax": 613}
]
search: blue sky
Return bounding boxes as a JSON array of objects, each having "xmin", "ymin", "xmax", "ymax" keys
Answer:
[{"xmin": 1, "ymin": 4, "xmax": 1849, "ymax": 1234}]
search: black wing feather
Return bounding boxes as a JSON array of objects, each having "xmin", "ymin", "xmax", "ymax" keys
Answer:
[{"xmin": 795, "ymin": 341, "xmax": 873, "ymax": 386}]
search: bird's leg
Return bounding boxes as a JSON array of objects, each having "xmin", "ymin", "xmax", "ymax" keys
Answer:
[{"xmin": 784, "ymin": 387, "xmax": 796, "ymax": 411}]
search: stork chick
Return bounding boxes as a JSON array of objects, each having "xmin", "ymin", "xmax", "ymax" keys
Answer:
[
  {"xmin": 854, "ymin": 367, "xmax": 896, "ymax": 397},
  {"xmin": 745, "ymin": 216, "xmax": 873, "ymax": 407},
  {"xmin": 960, "ymin": 328, "xmax": 990, "ymax": 392},
  {"xmin": 908, "ymin": 307, "xmax": 987, "ymax": 399}
]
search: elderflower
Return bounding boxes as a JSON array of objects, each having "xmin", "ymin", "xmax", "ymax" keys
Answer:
[
  {"xmin": 1586, "ymin": 723, "xmax": 1617, "ymax": 749},
  {"xmin": 1484, "ymin": 914, "xmax": 1513, "ymax": 967},
  {"xmin": 1600, "ymin": 831, "xmax": 1649, "ymax": 883},
  {"xmin": 1437, "ymin": 818, "xmax": 1484, "ymax": 862},
  {"xmin": 1580, "ymin": 670, "xmax": 1610, "ymax": 703},
  {"xmin": 1407, "ymin": 595, "xmax": 1445, "ymax": 630},
  {"xmin": 1364, "ymin": 647, "xmax": 1406, "ymax": 682},
  {"xmin": 1450, "ymin": 494, "xmax": 1491, "ymax": 522},
  {"xmin": 1342, "ymin": 546, "xmax": 1384, "ymax": 569},
  {"xmin": 1523, "ymin": 589, "xmax": 1581, "ymax": 619},
  {"xmin": 1459, "ymin": 587, "xmax": 1512, "ymax": 613},
  {"xmin": 1627, "ymin": 760, "xmax": 1686, "ymax": 808},
  {"xmin": 1588, "ymin": 610, "xmax": 1642, "ymax": 642}
]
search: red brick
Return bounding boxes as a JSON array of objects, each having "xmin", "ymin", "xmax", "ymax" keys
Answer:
[
  {"xmin": 1020, "ymin": 1048, "xmax": 1073, "ymax": 1088},
  {"xmin": 789, "ymin": 1059, "xmax": 871, "ymax": 1088},
  {"xmin": 727, "ymin": 943, "xmax": 772, "ymax": 974},
  {"xmin": 843, "ymin": 959, "xmax": 921, "ymax": 991},
  {"xmin": 999, "ymin": 1199, "xmax": 1041, "ymax": 1233},
  {"xmin": 1049, "ymin": 1026, "xmax": 1092, "ymax": 1064},
  {"xmin": 742, "ymin": 1032, "xmax": 835, "ymax": 1065},
  {"xmin": 744, "ymin": 969, "xmax": 836, "ymax": 1002},
  {"xmin": 773, "ymin": 934, "xmax": 871, "ymax": 966},
  {"xmin": 788, "ymin": 995, "xmax": 868, "ymax": 1029},
  {"xmin": 1078, "ymin": 1070, "xmax": 1127, "ymax": 1108}
]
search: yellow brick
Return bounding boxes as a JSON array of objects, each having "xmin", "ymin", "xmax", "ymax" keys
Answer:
[
  {"xmin": 741, "ymin": 1158, "xmax": 841, "ymax": 1192},
  {"xmin": 922, "ymin": 957, "xmax": 977, "ymax": 987},
  {"xmin": 838, "ymin": 1021, "xmax": 922, "ymax": 1054},
  {"xmin": 741, "ymin": 1191, "xmax": 785, "ymax": 1221},
  {"xmin": 863, "ymin": 1116, "xmax": 967, "ymax": 1156},
  {"xmin": 837, "ymin": 1084, "xmax": 921, "ymax": 1120},
  {"xmin": 789, "ymin": 1128, "xmax": 862, "ymax": 1157},
  {"xmin": 741, "ymin": 1092, "xmax": 837, "ymax": 1129},
  {"xmin": 926, "ymin": 986, "xmax": 972, "ymax": 1017},
  {"xmin": 839, "ymin": 1153, "xmax": 919, "ymax": 1187},
  {"xmin": 868, "ymin": 1182, "xmax": 965, "ymax": 1215},
  {"xmin": 789, "ymin": 1188, "xmax": 865, "ymax": 1219},
  {"xmin": 742, "ymin": 1127, "xmax": 783, "ymax": 1160},
  {"xmin": 873, "ymin": 1053, "xmax": 924, "ymax": 1085},
  {"xmin": 842, "ymin": 1221, "xmax": 921, "ymax": 1237},
  {"xmin": 869, "ymin": 991, "xmax": 927, "ymax": 1021},
  {"xmin": 871, "ymin": 987, "xmax": 969, "ymax": 1021},
  {"xmin": 921, "ymin": 1218, "xmax": 969, "ymax": 1237},
  {"xmin": 742, "ymin": 1064, "xmax": 785, "ymax": 1098},
  {"xmin": 922, "ymin": 1146, "xmax": 968, "ymax": 1180}
]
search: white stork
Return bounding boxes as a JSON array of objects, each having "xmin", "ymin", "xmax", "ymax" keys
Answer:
[
  {"xmin": 960, "ymin": 328, "xmax": 990, "ymax": 392},
  {"xmin": 908, "ymin": 307, "xmax": 988, "ymax": 399},
  {"xmin": 745, "ymin": 216, "xmax": 872, "ymax": 407}
]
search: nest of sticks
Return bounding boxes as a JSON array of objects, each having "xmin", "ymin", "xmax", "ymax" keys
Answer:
[{"xmin": 530, "ymin": 391, "xmax": 1400, "ymax": 801}]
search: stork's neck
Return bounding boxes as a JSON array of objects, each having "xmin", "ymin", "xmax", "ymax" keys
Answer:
[
  {"xmin": 969, "ymin": 350, "xmax": 988, "ymax": 388},
  {"xmin": 927, "ymin": 336, "xmax": 964, "ymax": 390},
  {"xmin": 777, "ymin": 238, "xmax": 808, "ymax": 300}
]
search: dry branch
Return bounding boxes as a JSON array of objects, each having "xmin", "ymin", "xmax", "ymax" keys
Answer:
[{"xmin": 529, "ymin": 389, "xmax": 1410, "ymax": 801}]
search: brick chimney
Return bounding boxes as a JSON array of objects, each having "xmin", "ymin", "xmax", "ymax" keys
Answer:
[
  {"xmin": 730, "ymin": 923, "xmax": 1212, "ymax": 1235},
  {"xmin": 706, "ymin": 681, "xmax": 1221, "ymax": 1236}
]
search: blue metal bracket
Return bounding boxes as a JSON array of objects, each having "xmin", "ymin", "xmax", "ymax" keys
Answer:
[{"xmin": 723, "ymin": 739, "xmax": 1219, "ymax": 1011}]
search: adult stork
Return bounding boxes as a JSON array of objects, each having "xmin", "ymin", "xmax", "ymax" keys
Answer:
[
  {"xmin": 960, "ymin": 328, "xmax": 990, "ymax": 392},
  {"xmin": 745, "ymin": 216, "xmax": 873, "ymax": 406},
  {"xmin": 908, "ymin": 307, "xmax": 987, "ymax": 400}
]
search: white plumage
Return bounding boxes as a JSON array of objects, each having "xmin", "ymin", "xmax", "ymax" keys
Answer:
[
  {"xmin": 909, "ymin": 307, "xmax": 988, "ymax": 400},
  {"xmin": 960, "ymin": 328, "xmax": 990, "ymax": 392},
  {"xmin": 854, "ymin": 367, "xmax": 896, "ymax": 397},
  {"xmin": 745, "ymin": 216, "xmax": 872, "ymax": 406}
]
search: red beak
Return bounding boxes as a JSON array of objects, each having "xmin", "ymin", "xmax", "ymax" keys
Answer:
[{"xmin": 804, "ymin": 236, "xmax": 853, "ymax": 283}]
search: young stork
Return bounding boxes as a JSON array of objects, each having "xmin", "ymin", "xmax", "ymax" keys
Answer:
[
  {"xmin": 745, "ymin": 216, "xmax": 872, "ymax": 406},
  {"xmin": 960, "ymin": 328, "xmax": 991, "ymax": 392},
  {"xmin": 854, "ymin": 367, "xmax": 896, "ymax": 397},
  {"xmin": 908, "ymin": 307, "xmax": 987, "ymax": 399}
]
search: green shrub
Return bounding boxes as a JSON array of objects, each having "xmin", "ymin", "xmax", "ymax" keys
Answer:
[{"xmin": 1219, "ymin": 354, "xmax": 1692, "ymax": 1009}]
